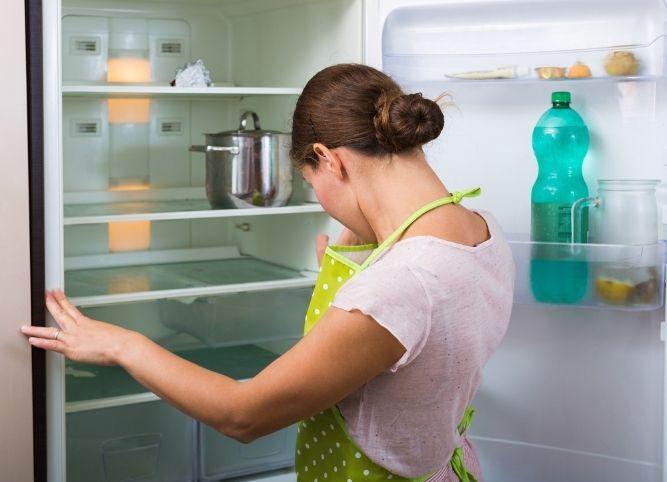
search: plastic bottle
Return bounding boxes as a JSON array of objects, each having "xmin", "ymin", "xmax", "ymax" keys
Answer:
[{"xmin": 530, "ymin": 91, "xmax": 590, "ymax": 304}]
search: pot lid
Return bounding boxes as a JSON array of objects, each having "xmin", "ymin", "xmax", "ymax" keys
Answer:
[{"xmin": 205, "ymin": 110, "xmax": 286, "ymax": 137}]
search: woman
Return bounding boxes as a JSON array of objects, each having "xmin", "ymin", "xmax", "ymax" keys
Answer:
[{"xmin": 23, "ymin": 64, "xmax": 514, "ymax": 481}]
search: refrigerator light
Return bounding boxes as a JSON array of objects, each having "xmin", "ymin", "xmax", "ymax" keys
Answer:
[
  {"xmin": 108, "ymin": 220, "xmax": 151, "ymax": 253},
  {"xmin": 108, "ymin": 183, "xmax": 150, "ymax": 192},
  {"xmin": 108, "ymin": 98, "xmax": 150, "ymax": 124},
  {"xmin": 107, "ymin": 56, "xmax": 151, "ymax": 83}
]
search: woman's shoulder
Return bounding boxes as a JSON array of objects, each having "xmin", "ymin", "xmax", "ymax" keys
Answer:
[
  {"xmin": 380, "ymin": 210, "xmax": 514, "ymax": 287},
  {"xmin": 390, "ymin": 209, "xmax": 506, "ymax": 255},
  {"xmin": 344, "ymin": 209, "xmax": 512, "ymax": 286}
]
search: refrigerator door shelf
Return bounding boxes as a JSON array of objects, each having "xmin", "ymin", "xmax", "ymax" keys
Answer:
[
  {"xmin": 399, "ymin": 75, "xmax": 664, "ymax": 88},
  {"xmin": 384, "ymin": 36, "xmax": 665, "ymax": 85},
  {"xmin": 510, "ymin": 237, "xmax": 666, "ymax": 311},
  {"xmin": 381, "ymin": 1, "xmax": 666, "ymax": 85}
]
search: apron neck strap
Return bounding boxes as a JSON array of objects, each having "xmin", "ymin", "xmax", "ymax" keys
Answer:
[{"xmin": 360, "ymin": 187, "xmax": 481, "ymax": 269}]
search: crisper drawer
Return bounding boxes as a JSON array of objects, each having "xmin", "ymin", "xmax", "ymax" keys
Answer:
[
  {"xmin": 199, "ymin": 424, "xmax": 296, "ymax": 481},
  {"xmin": 67, "ymin": 401, "xmax": 195, "ymax": 482}
]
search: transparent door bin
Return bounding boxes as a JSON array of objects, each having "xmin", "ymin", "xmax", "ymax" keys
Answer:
[
  {"xmin": 383, "ymin": 35, "xmax": 665, "ymax": 85},
  {"xmin": 66, "ymin": 401, "xmax": 195, "ymax": 482},
  {"xmin": 510, "ymin": 238, "xmax": 665, "ymax": 310},
  {"xmin": 199, "ymin": 424, "xmax": 296, "ymax": 481},
  {"xmin": 102, "ymin": 433, "xmax": 161, "ymax": 482}
]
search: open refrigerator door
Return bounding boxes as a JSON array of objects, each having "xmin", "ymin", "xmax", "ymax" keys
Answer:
[{"xmin": 365, "ymin": 0, "xmax": 667, "ymax": 480}]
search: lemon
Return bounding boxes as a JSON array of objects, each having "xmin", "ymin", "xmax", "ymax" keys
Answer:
[{"xmin": 595, "ymin": 277, "xmax": 634, "ymax": 304}]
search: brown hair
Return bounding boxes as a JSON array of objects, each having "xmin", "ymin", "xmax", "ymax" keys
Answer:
[{"xmin": 290, "ymin": 63, "xmax": 445, "ymax": 169}]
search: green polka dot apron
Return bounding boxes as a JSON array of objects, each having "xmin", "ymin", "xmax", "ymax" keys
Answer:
[{"xmin": 296, "ymin": 187, "xmax": 482, "ymax": 482}]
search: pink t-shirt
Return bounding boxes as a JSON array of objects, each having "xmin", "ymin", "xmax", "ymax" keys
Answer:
[{"xmin": 332, "ymin": 210, "xmax": 515, "ymax": 478}]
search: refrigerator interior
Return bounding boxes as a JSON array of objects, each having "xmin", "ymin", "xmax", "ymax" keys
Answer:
[
  {"xmin": 44, "ymin": 0, "xmax": 667, "ymax": 480},
  {"xmin": 47, "ymin": 0, "xmax": 364, "ymax": 480},
  {"xmin": 375, "ymin": 0, "xmax": 667, "ymax": 481}
]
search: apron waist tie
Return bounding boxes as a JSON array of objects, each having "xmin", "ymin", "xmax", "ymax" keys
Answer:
[{"xmin": 449, "ymin": 407, "xmax": 477, "ymax": 482}]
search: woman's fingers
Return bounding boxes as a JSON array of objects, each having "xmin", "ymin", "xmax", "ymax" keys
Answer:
[
  {"xmin": 315, "ymin": 234, "xmax": 329, "ymax": 266},
  {"xmin": 336, "ymin": 228, "xmax": 354, "ymax": 245},
  {"xmin": 45, "ymin": 292, "xmax": 75, "ymax": 330},
  {"xmin": 27, "ymin": 336, "xmax": 67, "ymax": 355},
  {"xmin": 51, "ymin": 289, "xmax": 83, "ymax": 323},
  {"xmin": 21, "ymin": 325, "xmax": 66, "ymax": 341}
]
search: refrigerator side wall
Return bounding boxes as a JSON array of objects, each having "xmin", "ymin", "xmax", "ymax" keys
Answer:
[{"xmin": 0, "ymin": 0, "xmax": 35, "ymax": 480}]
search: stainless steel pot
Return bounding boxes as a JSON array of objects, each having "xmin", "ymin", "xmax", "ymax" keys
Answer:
[{"xmin": 189, "ymin": 111, "xmax": 293, "ymax": 209}]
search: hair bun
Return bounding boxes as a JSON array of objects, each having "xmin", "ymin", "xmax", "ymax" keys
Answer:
[{"xmin": 373, "ymin": 91, "xmax": 444, "ymax": 153}]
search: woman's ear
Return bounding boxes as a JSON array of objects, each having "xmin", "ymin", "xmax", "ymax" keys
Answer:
[{"xmin": 313, "ymin": 143, "xmax": 345, "ymax": 180}]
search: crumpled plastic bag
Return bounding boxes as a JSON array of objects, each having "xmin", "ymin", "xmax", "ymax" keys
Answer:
[{"xmin": 172, "ymin": 59, "xmax": 213, "ymax": 87}]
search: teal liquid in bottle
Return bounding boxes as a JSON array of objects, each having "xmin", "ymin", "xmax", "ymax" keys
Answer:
[{"xmin": 530, "ymin": 91, "xmax": 589, "ymax": 304}]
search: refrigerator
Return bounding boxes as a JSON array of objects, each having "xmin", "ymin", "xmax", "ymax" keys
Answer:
[{"xmin": 25, "ymin": 0, "xmax": 667, "ymax": 480}]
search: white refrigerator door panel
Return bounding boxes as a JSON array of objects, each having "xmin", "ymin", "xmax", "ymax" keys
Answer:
[
  {"xmin": 366, "ymin": 1, "xmax": 667, "ymax": 481},
  {"xmin": 470, "ymin": 305, "xmax": 663, "ymax": 481}
]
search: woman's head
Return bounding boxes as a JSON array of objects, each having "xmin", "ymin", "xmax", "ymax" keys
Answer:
[{"xmin": 291, "ymin": 64, "xmax": 445, "ymax": 238}]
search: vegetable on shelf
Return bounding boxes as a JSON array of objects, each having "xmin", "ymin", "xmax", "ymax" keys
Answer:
[
  {"xmin": 594, "ymin": 268, "xmax": 660, "ymax": 306},
  {"xmin": 604, "ymin": 51, "xmax": 640, "ymax": 76},
  {"xmin": 595, "ymin": 277, "xmax": 634, "ymax": 304},
  {"xmin": 566, "ymin": 61, "xmax": 592, "ymax": 79}
]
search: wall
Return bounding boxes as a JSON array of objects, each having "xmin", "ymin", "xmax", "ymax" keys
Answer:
[{"xmin": 0, "ymin": 0, "xmax": 35, "ymax": 479}]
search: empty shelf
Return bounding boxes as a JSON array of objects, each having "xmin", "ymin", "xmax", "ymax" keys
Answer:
[
  {"xmin": 62, "ymin": 83, "xmax": 302, "ymax": 98},
  {"xmin": 66, "ymin": 256, "xmax": 315, "ymax": 307},
  {"xmin": 63, "ymin": 199, "xmax": 324, "ymax": 225}
]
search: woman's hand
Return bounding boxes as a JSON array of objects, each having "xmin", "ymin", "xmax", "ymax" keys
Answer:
[
  {"xmin": 315, "ymin": 228, "xmax": 364, "ymax": 265},
  {"xmin": 336, "ymin": 227, "xmax": 364, "ymax": 246},
  {"xmin": 21, "ymin": 290, "xmax": 136, "ymax": 365}
]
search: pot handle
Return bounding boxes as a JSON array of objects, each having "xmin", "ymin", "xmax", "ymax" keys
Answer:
[
  {"xmin": 238, "ymin": 111, "xmax": 261, "ymax": 131},
  {"xmin": 189, "ymin": 145, "xmax": 240, "ymax": 155}
]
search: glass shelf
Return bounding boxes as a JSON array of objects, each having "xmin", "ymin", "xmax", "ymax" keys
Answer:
[
  {"xmin": 510, "ymin": 238, "xmax": 666, "ymax": 311},
  {"xmin": 66, "ymin": 254, "xmax": 315, "ymax": 307},
  {"xmin": 63, "ymin": 199, "xmax": 324, "ymax": 225},
  {"xmin": 62, "ymin": 83, "xmax": 302, "ymax": 98}
]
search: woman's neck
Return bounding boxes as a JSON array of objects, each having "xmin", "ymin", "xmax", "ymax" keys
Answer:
[{"xmin": 349, "ymin": 150, "xmax": 450, "ymax": 244}]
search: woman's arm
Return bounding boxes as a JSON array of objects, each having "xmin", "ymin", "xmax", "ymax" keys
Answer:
[{"xmin": 23, "ymin": 290, "xmax": 405, "ymax": 443}]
